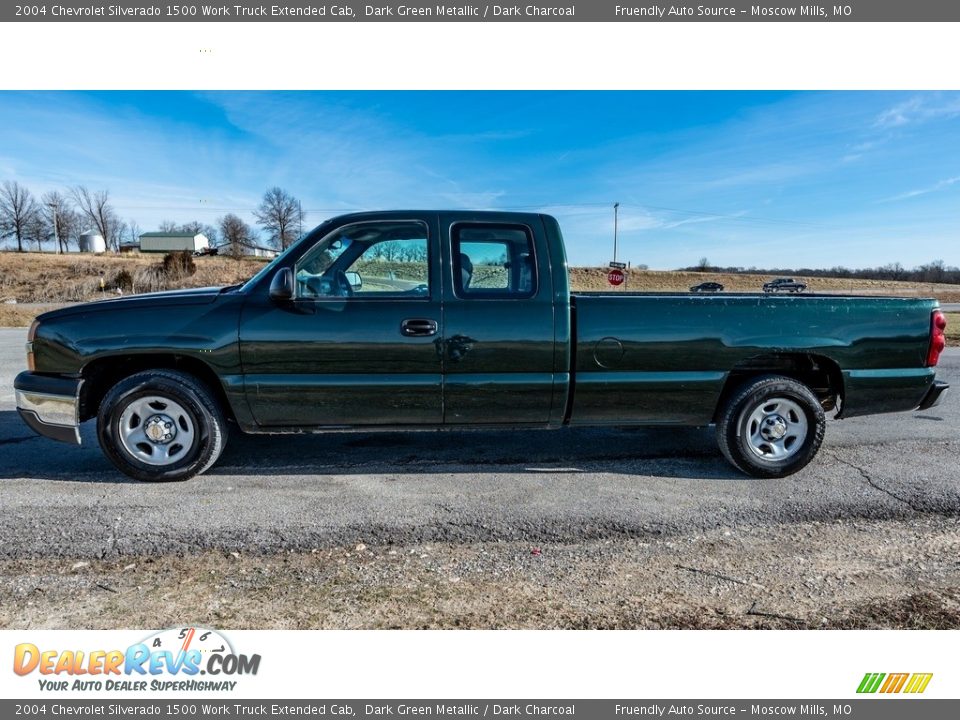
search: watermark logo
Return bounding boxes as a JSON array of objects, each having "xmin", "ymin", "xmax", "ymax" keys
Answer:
[
  {"xmin": 13, "ymin": 627, "xmax": 260, "ymax": 693},
  {"xmin": 857, "ymin": 672, "xmax": 933, "ymax": 694}
]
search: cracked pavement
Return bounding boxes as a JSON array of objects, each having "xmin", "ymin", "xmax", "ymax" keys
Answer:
[{"xmin": 1, "ymin": 328, "xmax": 957, "ymax": 560}]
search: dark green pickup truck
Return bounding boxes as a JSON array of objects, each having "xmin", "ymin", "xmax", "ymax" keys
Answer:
[{"xmin": 15, "ymin": 210, "xmax": 949, "ymax": 481}]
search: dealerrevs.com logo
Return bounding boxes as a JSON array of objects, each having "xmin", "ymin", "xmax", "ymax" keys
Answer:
[
  {"xmin": 857, "ymin": 673, "xmax": 933, "ymax": 694},
  {"xmin": 13, "ymin": 627, "xmax": 261, "ymax": 693}
]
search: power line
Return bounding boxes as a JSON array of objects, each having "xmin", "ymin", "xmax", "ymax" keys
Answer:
[
  {"xmin": 490, "ymin": 202, "xmax": 840, "ymax": 229},
  {"xmin": 105, "ymin": 201, "xmax": 843, "ymax": 230}
]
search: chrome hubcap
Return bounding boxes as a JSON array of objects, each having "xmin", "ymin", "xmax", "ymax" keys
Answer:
[
  {"xmin": 118, "ymin": 395, "xmax": 195, "ymax": 466},
  {"xmin": 745, "ymin": 398, "xmax": 808, "ymax": 460},
  {"xmin": 761, "ymin": 415, "xmax": 788, "ymax": 440},
  {"xmin": 144, "ymin": 414, "xmax": 176, "ymax": 443}
]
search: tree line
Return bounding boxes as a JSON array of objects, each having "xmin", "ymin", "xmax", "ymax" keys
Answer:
[
  {"xmin": 686, "ymin": 257, "xmax": 960, "ymax": 285},
  {"xmin": 0, "ymin": 181, "xmax": 305, "ymax": 257}
]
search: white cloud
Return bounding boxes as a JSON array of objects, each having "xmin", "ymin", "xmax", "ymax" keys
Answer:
[
  {"xmin": 661, "ymin": 210, "xmax": 748, "ymax": 230},
  {"xmin": 875, "ymin": 94, "xmax": 960, "ymax": 129},
  {"xmin": 880, "ymin": 175, "xmax": 960, "ymax": 203},
  {"xmin": 438, "ymin": 190, "xmax": 507, "ymax": 208}
]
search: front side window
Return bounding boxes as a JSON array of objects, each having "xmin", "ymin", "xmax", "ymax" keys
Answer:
[
  {"xmin": 452, "ymin": 224, "xmax": 537, "ymax": 298},
  {"xmin": 295, "ymin": 221, "xmax": 430, "ymax": 299}
]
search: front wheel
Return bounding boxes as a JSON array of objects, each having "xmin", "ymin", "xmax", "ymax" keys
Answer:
[
  {"xmin": 97, "ymin": 370, "xmax": 227, "ymax": 482},
  {"xmin": 716, "ymin": 375, "xmax": 825, "ymax": 478}
]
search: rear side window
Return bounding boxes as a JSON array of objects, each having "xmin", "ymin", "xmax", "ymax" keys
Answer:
[{"xmin": 452, "ymin": 224, "xmax": 537, "ymax": 299}]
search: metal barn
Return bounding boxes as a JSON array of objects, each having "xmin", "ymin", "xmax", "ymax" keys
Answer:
[{"xmin": 138, "ymin": 232, "xmax": 210, "ymax": 253}]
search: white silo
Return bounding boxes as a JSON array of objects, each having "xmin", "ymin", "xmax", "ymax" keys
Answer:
[{"xmin": 79, "ymin": 232, "xmax": 107, "ymax": 253}]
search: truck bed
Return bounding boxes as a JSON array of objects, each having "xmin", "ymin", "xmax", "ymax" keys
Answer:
[{"xmin": 568, "ymin": 292, "xmax": 939, "ymax": 425}]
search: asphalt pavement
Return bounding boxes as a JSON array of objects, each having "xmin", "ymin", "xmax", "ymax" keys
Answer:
[{"xmin": 0, "ymin": 328, "xmax": 957, "ymax": 559}]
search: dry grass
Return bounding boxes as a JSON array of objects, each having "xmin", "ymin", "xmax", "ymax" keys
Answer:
[
  {"xmin": 2, "ymin": 519, "xmax": 958, "ymax": 630},
  {"xmin": 571, "ymin": 267, "xmax": 960, "ymax": 300},
  {"xmin": 0, "ymin": 305, "xmax": 41, "ymax": 327},
  {"xmin": 0, "ymin": 251, "xmax": 268, "ymax": 305},
  {"xmin": 1, "ymin": 253, "xmax": 959, "ymax": 329},
  {"xmin": 945, "ymin": 314, "xmax": 960, "ymax": 343},
  {"xmin": 2, "ymin": 554, "xmax": 957, "ymax": 630}
]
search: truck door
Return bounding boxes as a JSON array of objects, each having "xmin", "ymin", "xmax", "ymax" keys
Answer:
[
  {"xmin": 439, "ymin": 214, "xmax": 557, "ymax": 425},
  {"xmin": 239, "ymin": 215, "xmax": 443, "ymax": 427}
]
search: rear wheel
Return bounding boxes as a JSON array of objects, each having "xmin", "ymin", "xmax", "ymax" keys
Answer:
[
  {"xmin": 97, "ymin": 370, "xmax": 227, "ymax": 482},
  {"xmin": 716, "ymin": 375, "xmax": 825, "ymax": 478}
]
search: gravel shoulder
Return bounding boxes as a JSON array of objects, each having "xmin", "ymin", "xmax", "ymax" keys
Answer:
[{"xmin": 2, "ymin": 517, "xmax": 958, "ymax": 630}]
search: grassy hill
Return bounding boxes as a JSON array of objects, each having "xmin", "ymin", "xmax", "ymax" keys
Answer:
[
  {"xmin": 569, "ymin": 267, "xmax": 960, "ymax": 300},
  {"xmin": 2, "ymin": 252, "xmax": 959, "ymax": 339}
]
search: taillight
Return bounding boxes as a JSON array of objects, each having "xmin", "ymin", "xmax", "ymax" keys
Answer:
[{"xmin": 926, "ymin": 310, "xmax": 947, "ymax": 367}]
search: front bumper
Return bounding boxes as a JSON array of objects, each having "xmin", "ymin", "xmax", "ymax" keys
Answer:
[
  {"xmin": 14, "ymin": 371, "xmax": 83, "ymax": 445},
  {"xmin": 917, "ymin": 380, "xmax": 949, "ymax": 411}
]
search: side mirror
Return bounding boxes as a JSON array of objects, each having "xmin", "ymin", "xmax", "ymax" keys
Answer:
[
  {"xmin": 345, "ymin": 271, "xmax": 363, "ymax": 291},
  {"xmin": 269, "ymin": 267, "xmax": 294, "ymax": 301}
]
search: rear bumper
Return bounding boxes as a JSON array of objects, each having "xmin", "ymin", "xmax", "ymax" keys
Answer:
[
  {"xmin": 840, "ymin": 367, "xmax": 939, "ymax": 418},
  {"xmin": 14, "ymin": 371, "xmax": 82, "ymax": 445},
  {"xmin": 917, "ymin": 380, "xmax": 949, "ymax": 411}
]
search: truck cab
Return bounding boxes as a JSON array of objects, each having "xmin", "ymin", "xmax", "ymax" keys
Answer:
[{"xmin": 236, "ymin": 211, "xmax": 571, "ymax": 429}]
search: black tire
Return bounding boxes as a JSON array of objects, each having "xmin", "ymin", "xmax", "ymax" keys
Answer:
[
  {"xmin": 97, "ymin": 369, "xmax": 227, "ymax": 482},
  {"xmin": 716, "ymin": 375, "xmax": 825, "ymax": 478}
]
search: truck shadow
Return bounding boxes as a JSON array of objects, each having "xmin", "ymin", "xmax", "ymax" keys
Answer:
[{"xmin": 0, "ymin": 410, "xmax": 742, "ymax": 483}]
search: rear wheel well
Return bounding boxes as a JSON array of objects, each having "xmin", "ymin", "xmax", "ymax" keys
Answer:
[
  {"xmin": 713, "ymin": 353, "xmax": 843, "ymax": 422},
  {"xmin": 79, "ymin": 355, "xmax": 234, "ymax": 424}
]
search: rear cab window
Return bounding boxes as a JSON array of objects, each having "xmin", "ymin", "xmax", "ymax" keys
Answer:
[{"xmin": 452, "ymin": 224, "xmax": 537, "ymax": 299}]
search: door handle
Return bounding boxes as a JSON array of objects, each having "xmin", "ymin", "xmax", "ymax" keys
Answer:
[{"xmin": 400, "ymin": 318, "xmax": 438, "ymax": 337}]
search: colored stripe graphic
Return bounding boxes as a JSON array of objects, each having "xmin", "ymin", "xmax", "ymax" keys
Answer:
[
  {"xmin": 857, "ymin": 672, "xmax": 932, "ymax": 694},
  {"xmin": 904, "ymin": 673, "xmax": 934, "ymax": 694},
  {"xmin": 857, "ymin": 673, "xmax": 885, "ymax": 693},
  {"xmin": 880, "ymin": 673, "xmax": 909, "ymax": 693}
]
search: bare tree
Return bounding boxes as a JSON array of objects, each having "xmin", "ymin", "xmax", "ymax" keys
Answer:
[
  {"xmin": 63, "ymin": 209, "xmax": 83, "ymax": 250},
  {"xmin": 253, "ymin": 187, "xmax": 303, "ymax": 250},
  {"xmin": 40, "ymin": 190, "xmax": 83, "ymax": 252},
  {"xmin": 697, "ymin": 257, "xmax": 711, "ymax": 271},
  {"xmin": 110, "ymin": 220, "xmax": 128, "ymax": 251},
  {"xmin": 927, "ymin": 259, "xmax": 946, "ymax": 284},
  {"xmin": 27, "ymin": 212, "xmax": 49, "ymax": 251},
  {"xmin": 381, "ymin": 241, "xmax": 401, "ymax": 262},
  {"xmin": 72, "ymin": 186, "xmax": 119, "ymax": 250},
  {"xmin": 41, "ymin": 191, "xmax": 80, "ymax": 253},
  {"xmin": 179, "ymin": 220, "xmax": 219, "ymax": 246},
  {"xmin": 126, "ymin": 220, "xmax": 142, "ymax": 247},
  {"xmin": 158, "ymin": 220, "xmax": 179, "ymax": 233},
  {"xmin": 0, "ymin": 181, "xmax": 40, "ymax": 252},
  {"xmin": 219, "ymin": 213, "xmax": 253, "ymax": 259}
]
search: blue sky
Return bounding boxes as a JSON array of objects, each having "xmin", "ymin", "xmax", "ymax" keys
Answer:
[{"xmin": 0, "ymin": 90, "xmax": 957, "ymax": 269}]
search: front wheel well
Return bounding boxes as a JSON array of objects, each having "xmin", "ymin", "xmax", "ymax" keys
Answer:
[
  {"xmin": 713, "ymin": 353, "xmax": 844, "ymax": 422},
  {"xmin": 79, "ymin": 354, "xmax": 234, "ymax": 424}
]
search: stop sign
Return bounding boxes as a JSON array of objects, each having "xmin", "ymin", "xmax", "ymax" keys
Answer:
[{"xmin": 607, "ymin": 268, "xmax": 625, "ymax": 286}]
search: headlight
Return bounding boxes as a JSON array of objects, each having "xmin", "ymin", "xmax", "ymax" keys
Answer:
[{"xmin": 26, "ymin": 319, "xmax": 39, "ymax": 371}]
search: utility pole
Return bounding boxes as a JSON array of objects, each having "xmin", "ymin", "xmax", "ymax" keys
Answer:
[
  {"xmin": 613, "ymin": 202, "xmax": 620, "ymax": 263},
  {"xmin": 48, "ymin": 202, "xmax": 60, "ymax": 254}
]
